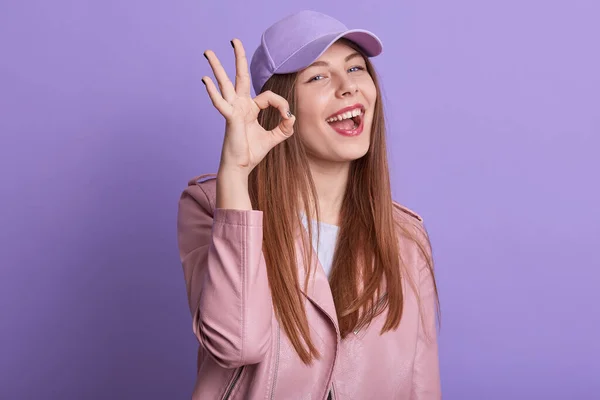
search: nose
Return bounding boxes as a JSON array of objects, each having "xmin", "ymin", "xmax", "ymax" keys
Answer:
[{"xmin": 336, "ymin": 76, "xmax": 359, "ymax": 98}]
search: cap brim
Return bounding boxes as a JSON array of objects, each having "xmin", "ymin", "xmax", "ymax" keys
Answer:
[{"xmin": 275, "ymin": 29, "xmax": 383, "ymax": 74}]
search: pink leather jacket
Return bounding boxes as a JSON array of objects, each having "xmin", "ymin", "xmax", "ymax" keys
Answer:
[{"xmin": 177, "ymin": 174, "xmax": 441, "ymax": 400}]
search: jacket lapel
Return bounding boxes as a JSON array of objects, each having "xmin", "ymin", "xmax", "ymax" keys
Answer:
[{"xmin": 294, "ymin": 227, "xmax": 340, "ymax": 337}]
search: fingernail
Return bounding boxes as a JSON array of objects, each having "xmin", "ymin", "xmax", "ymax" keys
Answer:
[
  {"xmin": 286, "ymin": 110, "xmax": 292, "ymax": 118},
  {"xmin": 201, "ymin": 78, "xmax": 206, "ymax": 86},
  {"xmin": 203, "ymin": 52, "xmax": 208, "ymax": 60},
  {"xmin": 230, "ymin": 40, "xmax": 235, "ymax": 49}
]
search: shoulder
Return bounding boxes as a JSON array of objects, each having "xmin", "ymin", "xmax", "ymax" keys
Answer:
[
  {"xmin": 392, "ymin": 200, "xmax": 425, "ymax": 236},
  {"xmin": 179, "ymin": 173, "xmax": 218, "ymax": 214},
  {"xmin": 392, "ymin": 201, "xmax": 423, "ymax": 223},
  {"xmin": 392, "ymin": 201, "xmax": 432, "ymax": 271}
]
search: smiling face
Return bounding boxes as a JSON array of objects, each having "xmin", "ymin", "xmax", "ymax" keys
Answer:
[{"xmin": 294, "ymin": 41, "xmax": 377, "ymax": 165}]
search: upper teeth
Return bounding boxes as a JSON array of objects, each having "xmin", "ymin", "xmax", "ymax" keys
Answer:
[{"xmin": 326, "ymin": 108, "xmax": 363, "ymax": 122}]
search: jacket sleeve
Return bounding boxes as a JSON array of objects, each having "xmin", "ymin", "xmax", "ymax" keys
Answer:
[
  {"xmin": 411, "ymin": 221, "xmax": 442, "ymax": 399},
  {"xmin": 176, "ymin": 180, "xmax": 272, "ymax": 368}
]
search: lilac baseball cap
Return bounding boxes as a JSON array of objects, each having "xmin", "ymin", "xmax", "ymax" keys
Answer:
[{"xmin": 249, "ymin": 10, "xmax": 383, "ymax": 95}]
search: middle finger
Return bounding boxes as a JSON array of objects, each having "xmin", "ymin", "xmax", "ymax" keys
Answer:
[{"xmin": 231, "ymin": 39, "xmax": 251, "ymax": 97}]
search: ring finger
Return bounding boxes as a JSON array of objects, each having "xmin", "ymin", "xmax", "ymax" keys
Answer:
[{"xmin": 204, "ymin": 50, "xmax": 236, "ymax": 102}]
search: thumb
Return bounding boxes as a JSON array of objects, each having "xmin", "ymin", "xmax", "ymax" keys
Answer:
[{"xmin": 270, "ymin": 112, "xmax": 295, "ymax": 144}]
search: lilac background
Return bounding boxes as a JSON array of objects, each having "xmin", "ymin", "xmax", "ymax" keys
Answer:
[{"xmin": 1, "ymin": 0, "xmax": 599, "ymax": 398}]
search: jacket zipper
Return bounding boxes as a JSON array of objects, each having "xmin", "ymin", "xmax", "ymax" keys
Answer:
[
  {"xmin": 269, "ymin": 325, "xmax": 281, "ymax": 400},
  {"xmin": 222, "ymin": 366, "xmax": 244, "ymax": 400}
]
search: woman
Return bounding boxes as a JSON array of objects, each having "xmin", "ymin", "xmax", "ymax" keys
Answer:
[{"xmin": 177, "ymin": 10, "xmax": 441, "ymax": 400}]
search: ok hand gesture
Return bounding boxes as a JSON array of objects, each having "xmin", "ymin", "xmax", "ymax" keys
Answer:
[{"xmin": 202, "ymin": 39, "xmax": 296, "ymax": 176}]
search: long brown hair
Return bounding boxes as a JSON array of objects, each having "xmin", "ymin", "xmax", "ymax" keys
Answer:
[{"xmin": 248, "ymin": 39, "xmax": 439, "ymax": 364}]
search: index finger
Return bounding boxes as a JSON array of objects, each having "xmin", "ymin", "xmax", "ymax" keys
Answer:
[{"xmin": 231, "ymin": 38, "xmax": 251, "ymax": 97}]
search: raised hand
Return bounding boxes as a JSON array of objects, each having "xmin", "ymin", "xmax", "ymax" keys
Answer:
[{"xmin": 202, "ymin": 38, "xmax": 296, "ymax": 177}]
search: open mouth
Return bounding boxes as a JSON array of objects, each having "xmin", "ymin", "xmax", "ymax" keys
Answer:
[{"xmin": 325, "ymin": 106, "xmax": 365, "ymax": 135}]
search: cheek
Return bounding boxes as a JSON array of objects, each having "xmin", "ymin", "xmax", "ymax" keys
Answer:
[
  {"xmin": 296, "ymin": 120, "xmax": 324, "ymax": 148},
  {"xmin": 295, "ymin": 86, "xmax": 331, "ymax": 119},
  {"xmin": 364, "ymin": 88, "xmax": 378, "ymax": 128},
  {"xmin": 362, "ymin": 79, "xmax": 378, "ymax": 106},
  {"xmin": 294, "ymin": 116, "xmax": 331, "ymax": 155},
  {"xmin": 295, "ymin": 97, "xmax": 328, "ymax": 137}
]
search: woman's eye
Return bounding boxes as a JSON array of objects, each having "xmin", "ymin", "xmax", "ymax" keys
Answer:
[{"xmin": 308, "ymin": 66, "xmax": 364, "ymax": 82}]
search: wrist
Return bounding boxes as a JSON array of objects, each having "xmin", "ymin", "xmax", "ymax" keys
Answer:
[
  {"xmin": 216, "ymin": 168, "xmax": 252, "ymax": 210},
  {"xmin": 217, "ymin": 165, "xmax": 250, "ymax": 183}
]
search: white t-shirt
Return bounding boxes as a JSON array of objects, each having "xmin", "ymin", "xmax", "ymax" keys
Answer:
[{"xmin": 300, "ymin": 215, "xmax": 339, "ymax": 277}]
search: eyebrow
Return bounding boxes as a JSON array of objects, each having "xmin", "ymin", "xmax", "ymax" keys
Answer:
[{"xmin": 306, "ymin": 52, "xmax": 363, "ymax": 69}]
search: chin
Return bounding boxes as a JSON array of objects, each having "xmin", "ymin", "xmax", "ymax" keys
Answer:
[
  {"xmin": 331, "ymin": 144, "xmax": 370, "ymax": 162},
  {"xmin": 347, "ymin": 145, "xmax": 370, "ymax": 160}
]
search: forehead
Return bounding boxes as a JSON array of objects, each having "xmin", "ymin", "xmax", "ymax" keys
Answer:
[{"xmin": 316, "ymin": 41, "xmax": 363, "ymax": 63}]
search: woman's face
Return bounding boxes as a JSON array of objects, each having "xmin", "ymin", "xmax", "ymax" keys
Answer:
[{"xmin": 294, "ymin": 41, "xmax": 377, "ymax": 164}]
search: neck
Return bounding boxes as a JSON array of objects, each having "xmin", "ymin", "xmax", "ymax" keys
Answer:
[{"xmin": 306, "ymin": 159, "xmax": 351, "ymax": 226}]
